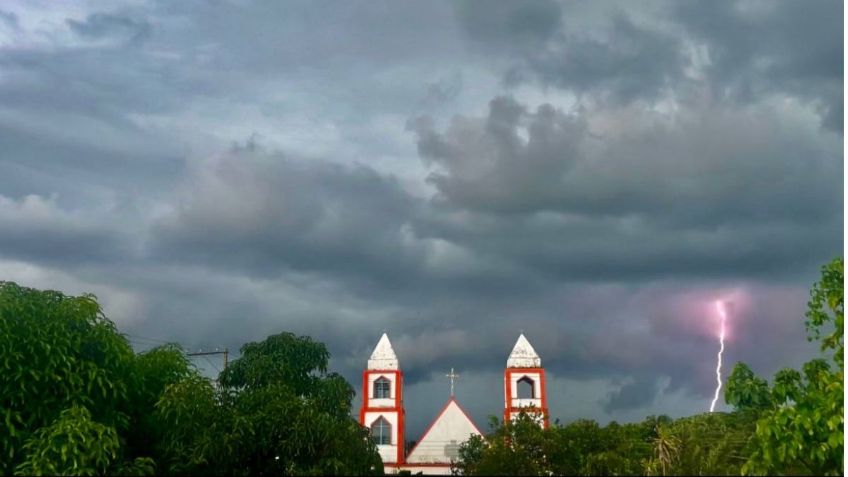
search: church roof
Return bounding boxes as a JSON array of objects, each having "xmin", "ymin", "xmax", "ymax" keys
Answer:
[
  {"xmin": 405, "ymin": 397, "xmax": 482, "ymax": 464},
  {"xmin": 368, "ymin": 333, "xmax": 399, "ymax": 370},
  {"xmin": 506, "ymin": 333, "xmax": 541, "ymax": 368}
]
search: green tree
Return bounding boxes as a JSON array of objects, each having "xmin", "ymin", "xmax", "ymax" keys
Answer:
[
  {"xmin": 453, "ymin": 413, "xmax": 652, "ymax": 476},
  {"xmin": 125, "ymin": 345, "xmax": 199, "ymax": 468},
  {"xmin": 726, "ymin": 258, "xmax": 844, "ymax": 475},
  {"xmin": 655, "ymin": 412, "xmax": 755, "ymax": 476},
  {"xmin": 13, "ymin": 406, "xmax": 154, "ymax": 476},
  {"xmin": 0, "ymin": 281, "xmax": 210, "ymax": 476},
  {"xmin": 0, "ymin": 282, "xmax": 127, "ymax": 474},
  {"xmin": 452, "ymin": 413, "xmax": 549, "ymax": 476},
  {"xmin": 647, "ymin": 422, "xmax": 680, "ymax": 476},
  {"xmin": 155, "ymin": 332, "xmax": 382, "ymax": 476},
  {"xmin": 725, "ymin": 363, "xmax": 772, "ymax": 412}
]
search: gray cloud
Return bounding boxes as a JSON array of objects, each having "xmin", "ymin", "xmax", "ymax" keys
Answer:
[
  {"xmin": 603, "ymin": 376, "xmax": 661, "ymax": 413},
  {"xmin": 0, "ymin": 0, "xmax": 840, "ymax": 436},
  {"xmin": 0, "ymin": 10, "xmax": 18, "ymax": 31},
  {"xmin": 67, "ymin": 12, "xmax": 151, "ymax": 44},
  {"xmin": 456, "ymin": 0, "xmax": 842, "ymax": 131},
  {"xmin": 674, "ymin": 0, "xmax": 843, "ymax": 131},
  {"xmin": 517, "ymin": 13, "xmax": 685, "ymax": 104},
  {"xmin": 457, "ymin": 2, "xmax": 685, "ymax": 104},
  {"xmin": 455, "ymin": 0, "xmax": 563, "ymax": 50},
  {"xmin": 151, "ymin": 142, "xmax": 425, "ymax": 288},
  {"xmin": 408, "ymin": 95, "xmax": 841, "ymax": 281},
  {"xmin": 0, "ymin": 194, "xmax": 130, "ymax": 266}
]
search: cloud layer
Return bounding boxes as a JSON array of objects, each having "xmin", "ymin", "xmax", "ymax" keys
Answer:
[{"xmin": 0, "ymin": 0, "xmax": 841, "ymax": 436}]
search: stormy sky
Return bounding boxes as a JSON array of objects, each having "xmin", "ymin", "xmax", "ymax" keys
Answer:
[{"xmin": 1, "ymin": 0, "xmax": 842, "ymax": 436}]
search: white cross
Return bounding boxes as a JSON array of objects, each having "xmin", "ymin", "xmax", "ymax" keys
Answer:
[{"xmin": 446, "ymin": 367, "xmax": 460, "ymax": 396}]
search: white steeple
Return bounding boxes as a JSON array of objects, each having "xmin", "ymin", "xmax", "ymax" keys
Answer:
[
  {"xmin": 368, "ymin": 333, "xmax": 399, "ymax": 370},
  {"xmin": 506, "ymin": 333, "xmax": 541, "ymax": 368}
]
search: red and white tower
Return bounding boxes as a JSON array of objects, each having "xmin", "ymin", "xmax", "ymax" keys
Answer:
[
  {"xmin": 503, "ymin": 333, "xmax": 548, "ymax": 428},
  {"xmin": 359, "ymin": 333, "xmax": 405, "ymax": 467}
]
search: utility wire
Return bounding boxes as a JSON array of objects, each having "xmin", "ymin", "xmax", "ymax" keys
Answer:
[{"xmin": 202, "ymin": 355, "xmax": 222, "ymax": 374}]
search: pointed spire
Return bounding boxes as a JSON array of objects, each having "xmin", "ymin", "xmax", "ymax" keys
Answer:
[
  {"xmin": 507, "ymin": 333, "xmax": 541, "ymax": 368},
  {"xmin": 368, "ymin": 333, "xmax": 399, "ymax": 370}
]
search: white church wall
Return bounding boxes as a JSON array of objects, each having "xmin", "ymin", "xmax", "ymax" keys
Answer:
[
  {"xmin": 508, "ymin": 372, "xmax": 542, "ymax": 409},
  {"xmin": 363, "ymin": 411, "xmax": 400, "ymax": 463},
  {"xmin": 367, "ymin": 373, "xmax": 397, "ymax": 407},
  {"xmin": 394, "ymin": 464, "xmax": 453, "ymax": 475},
  {"xmin": 509, "ymin": 411, "xmax": 546, "ymax": 425},
  {"xmin": 405, "ymin": 401, "xmax": 481, "ymax": 464}
]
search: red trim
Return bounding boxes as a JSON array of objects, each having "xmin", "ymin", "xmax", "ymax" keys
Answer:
[
  {"xmin": 503, "ymin": 368, "xmax": 548, "ymax": 429},
  {"xmin": 359, "ymin": 369, "xmax": 405, "ymax": 464},
  {"xmin": 361, "ymin": 406, "xmax": 404, "ymax": 412},
  {"xmin": 360, "ymin": 371, "xmax": 368, "ymax": 423},
  {"xmin": 406, "ymin": 396, "xmax": 483, "ymax": 462},
  {"xmin": 396, "ymin": 463, "xmax": 453, "ymax": 468},
  {"xmin": 397, "ymin": 370, "xmax": 405, "ymax": 464},
  {"xmin": 540, "ymin": 369, "xmax": 548, "ymax": 428},
  {"xmin": 504, "ymin": 369, "xmax": 512, "ymax": 423},
  {"xmin": 383, "ymin": 463, "xmax": 453, "ymax": 469}
]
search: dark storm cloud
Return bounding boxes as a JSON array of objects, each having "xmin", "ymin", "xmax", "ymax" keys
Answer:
[
  {"xmin": 0, "ymin": 0, "xmax": 840, "ymax": 432},
  {"xmin": 674, "ymin": 0, "xmax": 843, "ymax": 131},
  {"xmin": 0, "ymin": 195, "xmax": 129, "ymax": 265},
  {"xmin": 454, "ymin": 0, "xmax": 563, "ymax": 49},
  {"xmin": 526, "ymin": 14, "xmax": 684, "ymax": 103},
  {"xmin": 67, "ymin": 12, "xmax": 152, "ymax": 44},
  {"xmin": 457, "ymin": 1, "xmax": 686, "ymax": 103},
  {"xmin": 0, "ymin": 10, "xmax": 18, "ymax": 30},
  {"xmin": 410, "ymin": 96, "xmax": 840, "ymax": 221},
  {"xmin": 603, "ymin": 376, "xmax": 661, "ymax": 413},
  {"xmin": 456, "ymin": 0, "xmax": 841, "ymax": 131},
  {"xmin": 148, "ymin": 138, "xmax": 554, "ymax": 301},
  {"xmin": 408, "ymin": 95, "xmax": 841, "ymax": 280},
  {"xmin": 151, "ymin": 142, "xmax": 426, "ymax": 286},
  {"xmin": 0, "ymin": 120, "xmax": 183, "ymax": 204}
]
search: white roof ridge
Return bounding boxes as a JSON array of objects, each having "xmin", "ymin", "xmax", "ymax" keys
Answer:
[
  {"xmin": 367, "ymin": 333, "xmax": 399, "ymax": 370},
  {"xmin": 507, "ymin": 333, "xmax": 541, "ymax": 368},
  {"xmin": 405, "ymin": 397, "xmax": 483, "ymax": 463}
]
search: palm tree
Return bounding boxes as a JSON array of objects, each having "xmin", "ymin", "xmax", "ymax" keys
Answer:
[{"xmin": 651, "ymin": 423, "xmax": 681, "ymax": 476}]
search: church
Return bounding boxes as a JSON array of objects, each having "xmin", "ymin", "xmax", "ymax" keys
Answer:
[{"xmin": 359, "ymin": 333, "xmax": 549, "ymax": 475}]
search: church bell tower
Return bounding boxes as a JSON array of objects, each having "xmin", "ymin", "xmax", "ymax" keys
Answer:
[
  {"xmin": 359, "ymin": 333, "xmax": 405, "ymax": 466},
  {"xmin": 504, "ymin": 333, "xmax": 549, "ymax": 428}
]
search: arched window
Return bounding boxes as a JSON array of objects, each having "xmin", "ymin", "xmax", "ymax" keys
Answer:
[
  {"xmin": 517, "ymin": 376, "xmax": 535, "ymax": 399},
  {"xmin": 371, "ymin": 416, "xmax": 392, "ymax": 445},
  {"xmin": 373, "ymin": 377, "xmax": 391, "ymax": 399}
]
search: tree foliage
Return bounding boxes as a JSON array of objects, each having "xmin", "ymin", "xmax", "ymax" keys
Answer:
[
  {"xmin": 453, "ymin": 412, "xmax": 656, "ymax": 476},
  {"xmin": 0, "ymin": 281, "xmax": 153, "ymax": 475},
  {"xmin": 452, "ymin": 411, "xmax": 754, "ymax": 476},
  {"xmin": 155, "ymin": 332, "xmax": 382, "ymax": 476},
  {"xmin": 2, "ymin": 282, "xmax": 379, "ymax": 476},
  {"xmin": 726, "ymin": 257, "xmax": 844, "ymax": 475}
]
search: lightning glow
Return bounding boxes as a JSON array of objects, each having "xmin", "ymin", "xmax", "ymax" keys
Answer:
[{"xmin": 709, "ymin": 300, "xmax": 727, "ymax": 412}]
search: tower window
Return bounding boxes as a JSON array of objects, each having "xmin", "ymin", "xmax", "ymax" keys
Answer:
[
  {"xmin": 373, "ymin": 377, "xmax": 391, "ymax": 399},
  {"xmin": 517, "ymin": 376, "xmax": 535, "ymax": 399},
  {"xmin": 371, "ymin": 416, "xmax": 392, "ymax": 445}
]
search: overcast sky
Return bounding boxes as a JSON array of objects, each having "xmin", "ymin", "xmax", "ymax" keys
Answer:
[{"xmin": 0, "ymin": 0, "xmax": 842, "ymax": 437}]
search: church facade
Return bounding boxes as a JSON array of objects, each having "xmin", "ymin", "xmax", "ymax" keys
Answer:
[{"xmin": 359, "ymin": 333, "xmax": 549, "ymax": 475}]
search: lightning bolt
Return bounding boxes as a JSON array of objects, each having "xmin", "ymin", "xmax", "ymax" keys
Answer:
[{"xmin": 709, "ymin": 300, "xmax": 727, "ymax": 412}]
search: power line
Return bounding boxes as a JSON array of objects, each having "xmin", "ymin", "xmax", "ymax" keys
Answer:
[
  {"xmin": 187, "ymin": 349, "xmax": 229, "ymax": 371},
  {"xmin": 202, "ymin": 355, "xmax": 221, "ymax": 374},
  {"xmin": 125, "ymin": 335, "xmax": 230, "ymax": 372},
  {"xmin": 124, "ymin": 333, "xmax": 176, "ymax": 346}
]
